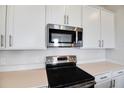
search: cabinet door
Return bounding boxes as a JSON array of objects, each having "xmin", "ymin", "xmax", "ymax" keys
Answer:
[
  {"xmin": 95, "ymin": 79, "xmax": 111, "ymax": 88},
  {"xmin": 114, "ymin": 75, "xmax": 124, "ymax": 88},
  {"xmin": 0, "ymin": 6, "xmax": 6, "ymax": 49},
  {"xmin": 101, "ymin": 9, "xmax": 115, "ymax": 48},
  {"xmin": 6, "ymin": 5, "xmax": 46, "ymax": 49},
  {"xmin": 46, "ymin": 5, "xmax": 66, "ymax": 25},
  {"xmin": 82, "ymin": 6, "xmax": 100, "ymax": 48},
  {"xmin": 66, "ymin": 5, "xmax": 82, "ymax": 27}
]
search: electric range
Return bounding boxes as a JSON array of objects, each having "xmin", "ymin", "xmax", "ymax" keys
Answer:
[{"xmin": 46, "ymin": 55, "xmax": 95, "ymax": 88}]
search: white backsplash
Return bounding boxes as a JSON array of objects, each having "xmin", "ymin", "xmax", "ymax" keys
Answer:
[{"xmin": 0, "ymin": 48, "xmax": 106, "ymax": 71}]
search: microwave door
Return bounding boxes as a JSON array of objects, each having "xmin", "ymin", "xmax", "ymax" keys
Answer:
[{"xmin": 49, "ymin": 29, "xmax": 76, "ymax": 47}]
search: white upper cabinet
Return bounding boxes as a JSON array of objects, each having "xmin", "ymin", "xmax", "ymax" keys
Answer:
[
  {"xmin": 0, "ymin": 6, "xmax": 6, "ymax": 49},
  {"xmin": 6, "ymin": 5, "xmax": 46, "ymax": 49},
  {"xmin": 82, "ymin": 6, "xmax": 101, "ymax": 48},
  {"xmin": 82, "ymin": 6, "xmax": 115, "ymax": 49},
  {"xmin": 46, "ymin": 5, "xmax": 82, "ymax": 27},
  {"xmin": 65, "ymin": 5, "xmax": 82, "ymax": 27},
  {"xmin": 101, "ymin": 9, "xmax": 115, "ymax": 48},
  {"xmin": 0, "ymin": 5, "xmax": 115, "ymax": 50},
  {"xmin": 46, "ymin": 5, "xmax": 66, "ymax": 25}
]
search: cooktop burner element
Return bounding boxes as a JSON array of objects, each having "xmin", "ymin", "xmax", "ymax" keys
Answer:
[{"xmin": 45, "ymin": 55, "xmax": 95, "ymax": 88}]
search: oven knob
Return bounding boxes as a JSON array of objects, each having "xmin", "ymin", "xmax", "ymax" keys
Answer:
[
  {"xmin": 70, "ymin": 57, "xmax": 74, "ymax": 62},
  {"xmin": 46, "ymin": 58, "xmax": 53, "ymax": 63},
  {"xmin": 72, "ymin": 57, "xmax": 76, "ymax": 62}
]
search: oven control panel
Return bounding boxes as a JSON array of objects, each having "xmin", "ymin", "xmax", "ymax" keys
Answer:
[{"xmin": 46, "ymin": 55, "xmax": 77, "ymax": 65}]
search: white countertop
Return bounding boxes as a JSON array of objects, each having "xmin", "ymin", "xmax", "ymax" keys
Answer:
[
  {"xmin": 0, "ymin": 61, "xmax": 124, "ymax": 87},
  {"xmin": 77, "ymin": 61, "xmax": 124, "ymax": 76},
  {"xmin": 0, "ymin": 68, "xmax": 48, "ymax": 88}
]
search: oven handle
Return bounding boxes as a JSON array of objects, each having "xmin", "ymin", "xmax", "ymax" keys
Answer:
[
  {"xmin": 81, "ymin": 83, "xmax": 95, "ymax": 88},
  {"xmin": 80, "ymin": 81, "xmax": 96, "ymax": 88},
  {"xmin": 68, "ymin": 81, "xmax": 96, "ymax": 88}
]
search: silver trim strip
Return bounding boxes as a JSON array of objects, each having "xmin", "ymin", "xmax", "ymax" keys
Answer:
[{"xmin": 47, "ymin": 24, "xmax": 83, "ymax": 32}]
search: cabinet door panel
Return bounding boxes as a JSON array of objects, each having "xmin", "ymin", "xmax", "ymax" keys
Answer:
[
  {"xmin": 83, "ymin": 6, "xmax": 100, "ymax": 48},
  {"xmin": 95, "ymin": 79, "xmax": 111, "ymax": 88},
  {"xmin": 114, "ymin": 75, "xmax": 124, "ymax": 88},
  {"xmin": 101, "ymin": 10, "xmax": 115, "ymax": 48},
  {"xmin": 6, "ymin": 5, "xmax": 46, "ymax": 49},
  {"xmin": 0, "ymin": 6, "xmax": 6, "ymax": 49},
  {"xmin": 46, "ymin": 5, "xmax": 65, "ymax": 25},
  {"xmin": 66, "ymin": 5, "xmax": 82, "ymax": 27}
]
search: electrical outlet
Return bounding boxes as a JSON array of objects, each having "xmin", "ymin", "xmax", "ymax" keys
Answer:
[{"xmin": 0, "ymin": 57, "xmax": 6, "ymax": 65}]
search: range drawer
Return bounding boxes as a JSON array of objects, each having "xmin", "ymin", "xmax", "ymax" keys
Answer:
[
  {"xmin": 95, "ymin": 72, "xmax": 111, "ymax": 82},
  {"xmin": 112, "ymin": 69, "xmax": 124, "ymax": 77}
]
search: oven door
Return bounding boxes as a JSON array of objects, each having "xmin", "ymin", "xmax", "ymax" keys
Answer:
[{"xmin": 48, "ymin": 28, "xmax": 76, "ymax": 47}]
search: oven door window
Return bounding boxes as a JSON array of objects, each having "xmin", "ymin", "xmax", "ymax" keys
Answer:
[{"xmin": 49, "ymin": 29, "xmax": 76, "ymax": 44}]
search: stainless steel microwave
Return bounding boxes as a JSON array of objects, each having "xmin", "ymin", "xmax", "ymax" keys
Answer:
[{"xmin": 47, "ymin": 24, "xmax": 83, "ymax": 47}]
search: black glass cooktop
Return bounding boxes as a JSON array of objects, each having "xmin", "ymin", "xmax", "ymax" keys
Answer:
[{"xmin": 46, "ymin": 65, "xmax": 94, "ymax": 88}]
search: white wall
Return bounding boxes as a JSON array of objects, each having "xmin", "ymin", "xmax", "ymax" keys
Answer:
[
  {"xmin": 104, "ymin": 6, "xmax": 124, "ymax": 65},
  {"xmin": 0, "ymin": 49, "xmax": 106, "ymax": 71}
]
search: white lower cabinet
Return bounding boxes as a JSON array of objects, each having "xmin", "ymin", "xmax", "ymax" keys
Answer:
[
  {"xmin": 112, "ymin": 75, "xmax": 124, "ymax": 88},
  {"xmin": 95, "ymin": 72, "xmax": 112, "ymax": 88},
  {"xmin": 95, "ymin": 69, "xmax": 124, "ymax": 88},
  {"xmin": 111, "ymin": 69, "xmax": 124, "ymax": 88},
  {"xmin": 95, "ymin": 79, "xmax": 112, "ymax": 88}
]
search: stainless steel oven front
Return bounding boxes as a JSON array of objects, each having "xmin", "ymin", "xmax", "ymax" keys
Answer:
[{"xmin": 47, "ymin": 24, "xmax": 83, "ymax": 47}]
